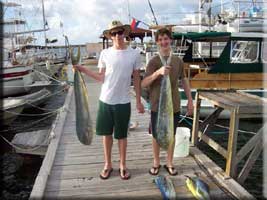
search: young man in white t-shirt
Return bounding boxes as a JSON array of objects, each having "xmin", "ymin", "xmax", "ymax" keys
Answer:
[{"xmin": 75, "ymin": 20, "xmax": 144, "ymax": 180}]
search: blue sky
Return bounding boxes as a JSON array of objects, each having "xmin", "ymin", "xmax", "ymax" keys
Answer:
[{"xmin": 2, "ymin": 0, "xmax": 256, "ymax": 45}]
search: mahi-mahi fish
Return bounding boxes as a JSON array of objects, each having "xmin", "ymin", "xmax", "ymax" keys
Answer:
[
  {"xmin": 71, "ymin": 47, "xmax": 93, "ymax": 145},
  {"xmin": 156, "ymin": 52, "xmax": 174, "ymax": 150},
  {"xmin": 186, "ymin": 176, "xmax": 210, "ymax": 200},
  {"xmin": 154, "ymin": 175, "xmax": 176, "ymax": 200}
]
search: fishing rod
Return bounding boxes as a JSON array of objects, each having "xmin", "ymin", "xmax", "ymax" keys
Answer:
[{"xmin": 147, "ymin": 0, "xmax": 158, "ymax": 25}]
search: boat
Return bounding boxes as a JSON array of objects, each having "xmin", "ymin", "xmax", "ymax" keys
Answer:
[
  {"xmin": 0, "ymin": 88, "xmax": 52, "ymax": 126},
  {"xmin": 0, "ymin": 99, "xmax": 25, "ymax": 126},
  {"xmin": 171, "ymin": 31, "xmax": 267, "ymax": 118},
  {"xmin": 214, "ymin": 2, "xmax": 267, "ymax": 33},
  {"xmin": 1, "ymin": 65, "xmax": 34, "ymax": 97}
]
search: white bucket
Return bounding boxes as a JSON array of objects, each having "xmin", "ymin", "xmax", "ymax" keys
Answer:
[{"xmin": 174, "ymin": 127, "xmax": 191, "ymax": 158}]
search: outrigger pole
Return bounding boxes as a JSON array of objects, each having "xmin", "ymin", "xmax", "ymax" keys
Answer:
[{"xmin": 147, "ymin": 0, "xmax": 158, "ymax": 25}]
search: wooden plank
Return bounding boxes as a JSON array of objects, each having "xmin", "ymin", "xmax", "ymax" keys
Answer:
[
  {"xmin": 190, "ymin": 147, "xmax": 255, "ymax": 200},
  {"xmin": 225, "ymin": 108, "xmax": 239, "ymax": 178},
  {"xmin": 237, "ymin": 139, "xmax": 263, "ymax": 184},
  {"xmin": 198, "ymin": 131, "xmax": 228, "ymax": 158},
  {"xmin": 190, "ymin": 72, "xmax": 267, "ymax": 89},
  {"xmin": 199, "ymin": 107, "xmax": 223, "ymax": 132},
  {"xmin": 30, "ymin": 86, "xmax": 74, "ymax": 200},
  {"xmin": 237, "ymin": 90, "xmax": 267, "ymax": 104},
  {"xmin": 199, "ymin": 91, "xmax": 237, "ymax": 110},
  {"xmin": 192, "ymin": 92, "xmax": 201, "ymax": 145},
  {"xmin": 235, "ymin": 127, "xmax": 263, "ymax": 165}
]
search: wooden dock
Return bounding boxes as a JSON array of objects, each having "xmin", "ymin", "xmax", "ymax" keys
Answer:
[{"xmin": 30, "ymin": 69, "xmax": 255, "ymax": 199}]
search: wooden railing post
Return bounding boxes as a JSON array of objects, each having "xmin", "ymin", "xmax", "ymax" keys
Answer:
[
  {"xmin": 192, "ymin": 92, "xmax": 201, "ymax": 146},
  {"xmin": 226, "ymin": 108, "xmax": 239, "ymax": 178}
]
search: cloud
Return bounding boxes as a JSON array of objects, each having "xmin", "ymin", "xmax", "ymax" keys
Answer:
[{"xmin": 3, "ymin": 0, "xmax": 226, "ymax": 45}]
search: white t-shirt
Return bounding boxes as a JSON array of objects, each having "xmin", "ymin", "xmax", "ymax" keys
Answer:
[{"xmin": 98, "ymin": 46, "xmax": 142, "ymax": 105}]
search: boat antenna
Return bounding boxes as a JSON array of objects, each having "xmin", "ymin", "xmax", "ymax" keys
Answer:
[{"xmin": 147, "ymin": 0, "xmax": 158, "ymax": 25}]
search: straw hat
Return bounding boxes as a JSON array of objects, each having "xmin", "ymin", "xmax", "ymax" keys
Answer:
[{"xmin": 103, "ymin": 20, "xmax": 131, "ymax": 38}]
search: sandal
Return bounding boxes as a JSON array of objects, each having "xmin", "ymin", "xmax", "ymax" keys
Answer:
[
  {"xmin": 119, "ymin": 168, "xmax": 131, "ymax": 180},
  {"xmin": 149, "ymin": 165, "xmax": 161, "ymax": 175},
  {"xmin": 99, "ymin": 168, "xmax": 113, "ymax": 179},
  {"xmin": 164, "ymin": 165, "xmax": 178, "ymax": 176}
]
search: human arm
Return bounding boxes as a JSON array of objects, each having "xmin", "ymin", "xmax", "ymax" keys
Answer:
[
  {"xmin": 181, "ymin": 77, "xmax": 193, "ymax": 116},
  {"xmin": 74, "ymin": 65, "xmax": 105, "ymax": 83},
  {"xmin": 141, "ymin": 66, "xmax": 170, "ymax": 88},
  {"xmin": 133, "ymin": 69, "xmax": 145, "ymax": 113}
]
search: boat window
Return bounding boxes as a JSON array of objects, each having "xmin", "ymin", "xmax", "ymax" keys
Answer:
[
  {"xmin": 192, "ymin": 42, "xmax": 211, "ymax": 58},
  {"xmin": 230, "ymin": 41, "xmax": 259, "ymax": 63},
  {"xmin": 261, "ymin": 42, "xmax": 267, "ymax": 63},
  {"xmin": 212, "ymin": 42, "xmax": 227, "ymax": 58}
]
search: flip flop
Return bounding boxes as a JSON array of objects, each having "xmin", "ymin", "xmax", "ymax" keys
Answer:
[
  {"xmin": 99, "ymin": 168, "xmax": 113, "ymax": 179},
  {"xmin": 164, "ymin": 165, "xmax": 178, "ymax": 176},
  {"xmin": 149, "ymin": 165, "xmax": 161, "ymax": 175},
  {"xmin": 119, "ymin": 168, "xmax": 131, "ymax": 180}
]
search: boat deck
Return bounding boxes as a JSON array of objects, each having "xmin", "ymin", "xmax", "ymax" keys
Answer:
[{"xmin": 30, "ymin": 66, "xmax": 254, "ymax": 199}]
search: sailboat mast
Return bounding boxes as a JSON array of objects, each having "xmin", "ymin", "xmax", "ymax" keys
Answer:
[
  {"xmin": 199, "ymin": 0, "xmax": 202, "ymax": 32},
  {"xmin": 126, "ymin": 0, "xmax": 131, "ymax": 24},
  {"xmin": 41, "ymin": 0, "xmax": 47, "ymax": 47},
  {"xmin": 221, "ymin": 0, "xmax": 224, "ymax": 14},
  {"xmin": 208, "ymin": 0, "xmax": 212, "ymax": 31}
]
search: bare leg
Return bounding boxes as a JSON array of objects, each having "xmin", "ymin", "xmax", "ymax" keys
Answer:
[
  {"xmin": 118, "ymin": 138, "xmax": 127, "ymax": 169},
  {"xmin": 103, "ymin": 135, "xmax": 113, "ymax": 169},
  {"xmin": 118, "ymin": 138, "xmax": 130, "ymax": 179},
  {"xmin": 165, "ymin": 137, "xmax": 178, "ymax": 175},
  {"xmin": 152, "ymin": 138, "xmax": 160, "ymax": 167},
  {"xmin": 167, "ymin": 139, "xmax": 175, "ymax": 167}
]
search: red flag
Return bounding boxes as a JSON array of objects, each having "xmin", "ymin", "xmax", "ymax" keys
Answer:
[{"xmin": 131, "ymin": 18, "xmax": 136, "ymax": 30}]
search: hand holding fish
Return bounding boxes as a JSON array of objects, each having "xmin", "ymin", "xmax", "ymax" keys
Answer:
[
  {"xmin": 73, "ymin": 65, "xmax": 84, "ymax": 72},
  {"xmin": 136, "ymin": 101, "xmax": 145, "ymax": 113},
  {"xmin": 157, "ymin": 66, "xmax": 171, "ymax": 76}
]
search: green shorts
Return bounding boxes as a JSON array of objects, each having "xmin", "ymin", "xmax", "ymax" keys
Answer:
[{"xmin": 96, "ymin": 100, "xmax": 131, "ymax": 139}]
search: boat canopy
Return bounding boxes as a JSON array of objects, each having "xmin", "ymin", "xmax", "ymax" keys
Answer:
[
  {"xmin": 172, "ymin": 31, "xmax": 267, "ymax": 41},
  {"xmin": 172, "ymin": 32, "xmax": 231, "ymax": 42}
]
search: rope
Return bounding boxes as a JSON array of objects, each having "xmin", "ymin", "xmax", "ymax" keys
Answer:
[
  {"xmin": 22, "ymin": 88, "xmax": 68, "ymax": 111},
  {"xmin": 0, "ymin": 102, "xmax": 68, "ymax": 152},
  {"xmin": 2, "ymin": 106, "xmax": 62, "ymax": 117},
  {"xmin": 0, "ymin": 112, "xmax": 56, "ymax": 133},
  {"xmin": 178, "ymin": 115, "xmax": 257, "ymax": 135},
  {"xmin": 33, "ymin": 69, "xmax": 65, "ymax": 84},
  {"xmin": 0, "ymin": 132, "xmax": 51, "ymax": 152},
  {"xmin": 1, "ymin": 86, "xmax": 68, "ymax": 116},
  {"xmin": 3, "ymin": 83, "xmax": 63, "ymax": 88}
]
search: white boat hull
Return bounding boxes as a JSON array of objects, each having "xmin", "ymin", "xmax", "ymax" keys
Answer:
[{"xmin": 1, "ymin": 65, "xmax": 34, "ymax": 97}]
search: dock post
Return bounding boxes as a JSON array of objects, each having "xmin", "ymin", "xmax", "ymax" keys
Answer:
[{"xmin": 226, "ymin": 108, "xmax": 239, "ymax": 178}]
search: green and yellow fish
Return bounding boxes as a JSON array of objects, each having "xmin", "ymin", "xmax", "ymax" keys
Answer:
[
  {"xmin": 156, "ymin": 52, "xmax": 174, "ymax": 150},
  {"xmin": 72, "ymin": 47, "xmax": 94, "ymax": 145},
  {"xmin": 186, "ymin": 176, "xmax": 210, "ymax": 200}
]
